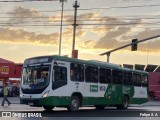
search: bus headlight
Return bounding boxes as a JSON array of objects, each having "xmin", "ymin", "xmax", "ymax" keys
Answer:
[{"xmin": 42, "ymin": 91, "xmax": 49, "ymax": 98}]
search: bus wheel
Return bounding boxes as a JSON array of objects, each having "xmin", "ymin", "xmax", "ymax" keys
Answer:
[
  {"xmin": 43, "ymin": 106, "xmax": 54, "ymax": 111},
  {"xmin": 67, "ymin": 96, "xmax": 80, "ymax": 112},
  {"xmin": 117, "ymin": 96, "xmax": 129, "ymax": 109}
]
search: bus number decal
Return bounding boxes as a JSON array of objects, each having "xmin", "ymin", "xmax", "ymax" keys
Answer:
[{"xmin": 100, "ymin": 86, "xmax": 106, "ymax": 91}]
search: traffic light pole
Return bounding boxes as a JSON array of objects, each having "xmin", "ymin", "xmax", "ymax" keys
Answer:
[{"xmin": 100, "ymin": 35, "xmax": 160, "ymax": 62}]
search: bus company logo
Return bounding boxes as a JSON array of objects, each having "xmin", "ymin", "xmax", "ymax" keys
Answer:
[
  {"xmin": 1, "ymin": 112, "xmax": 42, "ymax": 117},
  {"xmin": 90, "ymin": 85, "xmax": 98, "ymax": 92},
  {"xmin": 2, "ymin": 112, "xmax": 11, "ymax": 117}
]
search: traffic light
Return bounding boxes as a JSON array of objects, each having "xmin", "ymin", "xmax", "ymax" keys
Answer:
[{"xmin": 131, "ymin": 39, "xmax": 138, "ymax": 51}]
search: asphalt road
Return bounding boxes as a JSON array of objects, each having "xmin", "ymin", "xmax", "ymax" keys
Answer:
[{"xmin": 0, "ymin": 97, "xmax": 160, "ymax": 120}]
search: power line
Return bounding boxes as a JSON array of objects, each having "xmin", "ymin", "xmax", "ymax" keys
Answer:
[
  {"xmin": 78, "ymin": 4, "xmax": 160, "ymax": 11},
  {"xmin": 78, "ymin": 22, "xmax": 160, "ymax": 26},
  {"xmin": 0, "ymin": 0, "xmax": 25, "ymax": 2},
  {"xmin": 0, "ymin": 3, "xmax": 159, "ymax": 14},
  {"xmin": 0, "ymin": 0, "xmax": 58, "ymax": 2},
  {"xmin": 0, "ymin": 16, "xmax": 160, "ymax": 21},
  {"xmin": 0, "ymin": 21, "xmax": 160, "ymax": 26}
]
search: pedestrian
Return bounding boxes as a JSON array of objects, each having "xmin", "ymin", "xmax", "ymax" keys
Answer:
[{"xmin": 1, "ymin": 83, "xmax": 11, "ymax": 106}]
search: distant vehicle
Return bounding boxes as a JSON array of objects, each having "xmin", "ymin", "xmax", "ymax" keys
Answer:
[
  {"xmin": 0, "ymin": 84, "xmax": 19, "ymax": 97},
  {"xmin": 20, "ymin": 55, "xmax": 149, "ymax": 112},
  {"xmin": 7, "ymin": 85, "xmax": 19, "ymax": 97},
  {"xmin": 11, "ymin": 85, "xmax": 19, "ymax": 96}
]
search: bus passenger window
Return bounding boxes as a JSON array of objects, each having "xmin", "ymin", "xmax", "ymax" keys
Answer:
[
  {"xmin": 85, "ymin": 66, "xmax": 98, "ymax": 83},
  {"xmin": 70, "ymin": 63, "xmax": 84, "ymax": 82},
  {"xmin": 99, "ymin": 68, "xmax": 111, "ymax": 84},
  {"xmin": 133, "ymin": 73, "xmax": 141, "ymax": 87},
  {"xmin": 142, "ymin": 75, "xmax": 148, "ymax": 87},
  {"xmin": 123, "ymin": 72, "xmax": 132, "ymax": 85},
  {"xmin": 112, "ymin": 70, "xmax": 122, "ymax": 84},
  {"xmin": 52, "ymin": 66, "xmax": 67, "ymax": 90},
  {"xmin": 54, "ymin": 66, "xmax": 67, "ymax": 81},
  {"xmin": 128, "ymin": 72, "xmax": 133, "ymax": 85},
  {"xmin": 70, "ymin": 70, "xmax": 76, "ymax": 81}
]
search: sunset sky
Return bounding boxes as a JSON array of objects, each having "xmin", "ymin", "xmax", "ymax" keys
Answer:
[{"xmin": 0, "ymin": 0, "xmax": 160, "ymax": 65}]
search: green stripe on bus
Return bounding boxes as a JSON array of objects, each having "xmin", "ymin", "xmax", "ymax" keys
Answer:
[
  {"xmin": 130, "ymin": 98, "xmax": 148, "ymax": 104},
  {"xmin": 39, "ymin": 96, "xmax": 71, "ymax": 106}
]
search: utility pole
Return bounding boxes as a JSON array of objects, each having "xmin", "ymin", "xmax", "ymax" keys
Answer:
[
  {"xmin": 72, "ymin": 0, "xmax": 79, "ymax": 58},
  {"xmin": 59, "ymin": 0, "xmax": 66, "ymax": 56}
]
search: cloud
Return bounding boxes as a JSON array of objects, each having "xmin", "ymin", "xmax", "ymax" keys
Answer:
[
  {"xmin": 0, "ymin": 27, "xmax": 59, "ymax": 45},
  {"xmin": 7, "ymin": 6, "xmax": 45, "ymax": 26},
  {"xmin": 0, "ymin": 27, "xmax": 87, "ymax": 46},
  {"xmin": 88, "ymin": 16, "xmax": 118, "ymax": 34},
  {"xmin": 3, "ymin": 6, "xmax": 160, "ymax": 53},
  {"xmin": 119, "ymin": 0, "xmax": 151, "ymax": 1},
  {"xmin": 94, "ymin": 27, "xmax": 160, "ymax": 52},
  {"xmin": 94, "ymin": 26, "xmax": 131, "ymax": 49},
  {"xmin": 49, "ymin": 12, "xmax": 101, "ymax": 28},
  {"xmin": 121, "ymin": 29, "xmax": 160, "ymax": 52}
]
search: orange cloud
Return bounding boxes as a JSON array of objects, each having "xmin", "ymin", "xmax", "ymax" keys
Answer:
[{"xmin": 0, "ymin": 27, "xmax": 59, "ymax": 45}]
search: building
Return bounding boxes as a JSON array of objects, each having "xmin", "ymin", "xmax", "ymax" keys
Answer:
[{"xmin": 0, "ymin": 58, "xmax": 22, "ymax": 86}]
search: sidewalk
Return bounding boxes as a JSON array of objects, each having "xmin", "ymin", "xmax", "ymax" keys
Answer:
[
  {"xmin": 141, "ymin": 100, "xmax": 160, "ymax": 106},
  {"xmin": 0, "ymin": 96, "xmax": 20, "ymax": 104}
]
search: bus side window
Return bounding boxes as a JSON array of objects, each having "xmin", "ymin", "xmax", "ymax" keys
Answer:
[
  {"xmin": 142, "ymin": 75, "xmax": 148, "ymax": 87},
  {"xmin": 52, "ymin": 66, "xmax": 67, "ymax": 90},
  {"xmin": 128, "ymin": 72, "xmax": 133, "ymax": 85},
  {"xmin": 133, "ymin": 73, "xmax": 141, "ymax": 87},
  {"xmin": 92, "ymin": 67, "xmax": 98, "ymax": 83},
  {"xmin": 123, "ymin": 72, "xmax": 132, "ymax": 85},
  {"xmin": 70, "ymin": 63, "xmax": 84, "ymax": 82},
  {"xmin": 112, "ymin": 70, "xmax": 122, "ymax": 84},
  {"xmin": 123, "ymin": 71, "xmax": 128, "ymax": 85},
  {"xmin": 85, "ymin": 66, "xmax": 98, "ymax": 83},
  {"xmin": 54, "ymin": 66, "xmax": 67, "ymax": 81},
  {"xmin": 99, "ymin": 68, "xmax": 111, "ymax": 84},
  {"xmin": 106, "ymin": 69, "xmax": 111, "ymax": 83}
]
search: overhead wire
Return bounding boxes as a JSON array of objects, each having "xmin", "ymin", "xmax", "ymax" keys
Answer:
[
  {"xmin": 0, "ymin": 2, "xmax": 159, "ymax": 28},
  {"xmin": 0, "ymin": 0, "xmax": 58, "ymax": 2},
  {"xmin": 0, "ymin": 3, "xmax": 159, "ymax": 14}
]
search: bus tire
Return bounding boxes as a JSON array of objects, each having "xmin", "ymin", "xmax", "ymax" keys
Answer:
[
  {"xmin": 43, "ymin": 106, "xmax": 54, "ymax": 111},
  {"xmin": 67, "ymin": 96, "xmax": 80, "ymax": 112},
  {"xmin": 117, "ymin": 96, "xmax": 129, "ymax": 109}
]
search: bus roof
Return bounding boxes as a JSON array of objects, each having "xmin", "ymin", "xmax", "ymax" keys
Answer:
[{"xmin": 24, "ymin": 55, "xmax": 148, "ymax": 75}]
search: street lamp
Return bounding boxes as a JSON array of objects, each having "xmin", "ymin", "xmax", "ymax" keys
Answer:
[{"xmin": 59, "ymin": 0, "xmax": 66, "ymax": 56}]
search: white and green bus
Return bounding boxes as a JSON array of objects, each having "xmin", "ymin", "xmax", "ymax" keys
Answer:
[{"xmin": 20, "ymin": 55, "xmax": 148, "ymax": 111}]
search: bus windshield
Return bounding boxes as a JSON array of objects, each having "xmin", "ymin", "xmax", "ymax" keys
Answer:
[{"xmin": 22, "ymin": 65, "xmax": 50, "ymax": 90}]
